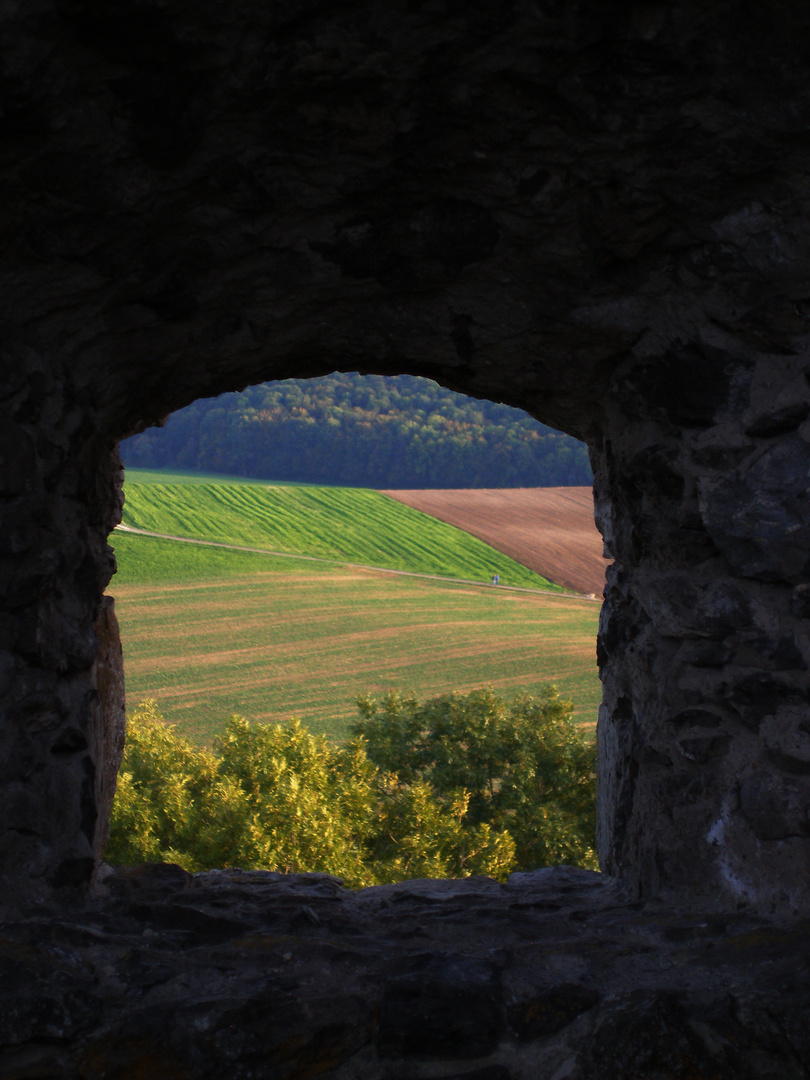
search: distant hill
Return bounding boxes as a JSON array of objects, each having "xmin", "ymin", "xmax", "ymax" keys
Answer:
[{"xmin": 120, "ymin": 373, "xmax": 592, "ymax": 489}]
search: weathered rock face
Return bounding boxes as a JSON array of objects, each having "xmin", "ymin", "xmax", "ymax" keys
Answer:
[
  {"xmin": 3, "ymin": 0, "xmax": 810, "ymax": 923},
  {"xmin": 594, "ymin": 351, "xmax": 810, "ymax": 916},
  {"xmin": 4, "ymin": 865, "xmax": 810, "ymax": 1079}
]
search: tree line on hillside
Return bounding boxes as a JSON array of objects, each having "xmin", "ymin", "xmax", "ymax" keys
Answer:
[
  {"xmin": 120, "ymin": 373, "xmax": 592, "ymax": 488},
  {"xmin": 106, "ymin": 686, "xmax": 597, "ymax": 886}
]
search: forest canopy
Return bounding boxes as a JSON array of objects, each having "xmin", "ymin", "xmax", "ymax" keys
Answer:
[{"xmin": 120, "ymin": 373, "xmax": 592, "ymax": 488}]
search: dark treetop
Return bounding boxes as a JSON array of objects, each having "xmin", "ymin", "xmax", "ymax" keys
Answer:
[{"xmin": 120, "ymin": 373, "xmax": 592, "ymax": 488}]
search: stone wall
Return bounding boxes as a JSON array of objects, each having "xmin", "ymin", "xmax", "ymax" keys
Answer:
[
  {"xmin": 2, "ymin": 0, "xmax": 810, "ymax": 921},
  {"xmin": 0, "ymin": 368, "xmax": 124, "ymax": 903},
  {"xmin": 4, "ymin": 865, "xmax": 809, "ymax": 1079},
  {"xmin": 594, "ymin": 351, "xmax": 810, "ymax": 916}
]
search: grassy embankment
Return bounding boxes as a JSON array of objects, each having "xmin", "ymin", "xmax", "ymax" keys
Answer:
[
  {"xmin": 112, "ymin": 471, "xmax": 601, "ymax": 745},
  {"xmin": 120, "ymin": 478, "xmax": 562, "ymax": 587}
]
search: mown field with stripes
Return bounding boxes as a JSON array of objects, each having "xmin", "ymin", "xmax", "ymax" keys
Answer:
[{"xmin": 111, "ymin": 472, "xmax": 601, "ymax": 745}]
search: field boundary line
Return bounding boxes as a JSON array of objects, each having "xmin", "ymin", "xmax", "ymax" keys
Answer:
[{"xmin": 114, "ymin": 524, "xmax": 600, "ymax": 602}]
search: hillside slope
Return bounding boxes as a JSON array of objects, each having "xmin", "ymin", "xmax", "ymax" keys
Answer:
[
  {"xmin": 382, "ymin": 487, "xmax": 608, "ymax": 596},
  {"xmin": 120, "ymin": 478, "xmax": 560, "ymax": 590}
]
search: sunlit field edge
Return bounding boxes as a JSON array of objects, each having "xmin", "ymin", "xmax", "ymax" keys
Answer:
[
  {"xmin": 111, "ymin": 530, "xmax": 601, "ymax": 747},
  {"xmin": 121, "ymin": 477, "xmax": 562, "ymax": 591}
]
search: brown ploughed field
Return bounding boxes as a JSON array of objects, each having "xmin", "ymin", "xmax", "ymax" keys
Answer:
[{"xmin": 380, "ymin": 486, "xmax": 608, "ymax": 596}]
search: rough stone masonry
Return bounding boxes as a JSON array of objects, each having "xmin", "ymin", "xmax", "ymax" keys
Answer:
[{"xmin": 2, "ymin": 0, "xmax": 810, "ymax": 1074}]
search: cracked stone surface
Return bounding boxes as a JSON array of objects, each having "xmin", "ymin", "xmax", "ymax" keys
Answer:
[
  {"xmin": 3, "ymin": 865, "xmax": 809, "ymax": 1079},
  {"xmin": 4, "ymin": 3, "xmax": 810, "ymax": 1068},
  {"xmin": 1, "ymin": 9, "xmax": 810, "ymax": 1071}
]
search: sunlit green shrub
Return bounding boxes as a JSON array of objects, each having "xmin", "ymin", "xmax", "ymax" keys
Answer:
[{"xmin": 107, "ymin": 687, "xmax": 596, "ymax": 886}]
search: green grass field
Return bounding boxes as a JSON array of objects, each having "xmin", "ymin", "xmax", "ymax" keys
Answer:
[
  {"xmin": 122, "ymin": 472, "xmax": 561, "ymax": 590},
  {"xmin": 122, "ymin": 467, "xmax": 299, "ymax": 486},
  {"xmin": 113, "ymin": 534, "xmax": 600, "ymax": 746},
  {"xmin": 111, "ymin": 472, "xmax": 601, "ymax": 746}
]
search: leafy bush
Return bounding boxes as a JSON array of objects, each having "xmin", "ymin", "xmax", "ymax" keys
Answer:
[
  {"xmin": 353, "ymin": 686, "xmax": 596, "ymax": 871},
  {"xmin": 106, "ymin": 687, "xmax": 596, "ymax": 886}
]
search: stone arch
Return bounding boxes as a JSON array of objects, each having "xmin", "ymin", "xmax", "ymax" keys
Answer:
[{"xmin": 3, "ymin": 0, "xmax": 810, "ymax": 921}]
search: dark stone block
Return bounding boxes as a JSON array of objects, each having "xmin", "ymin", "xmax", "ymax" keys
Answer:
[
  {"xmin": 423, "ymin": 1069, "xmax": 511, "ymax": 1080},
  {"xmin": 121, "ymin": 901, "xmax": 250, "ymax": 944},
  {"xmin": 624, "ymin": 444, "xmax": 685, "ymax": 501},
  {"xmin": 509, "ymin": 984, "xmax": 600, "ymax": 1039},
  {"xmin": 379, "ymin": 955, "xmax": 503, "ymax": 1059},
  {"xmin": 50, "ymin": 726, "xmax": 89, "ymax": 755},
  {"xmin": 767, "ymin": 749, "xmax": 810, "ymax": 776},
  {"xmin": 451, "ymin": 313, "xmax": 475, "ymax": 360},
  {"xmin": 691, "ymin": 443, "xmax": 754, "ymax": 469},
  {"xmin": 664, "ymin": 526, "xmax": 721, "ymax": 563},
  {"xmin": 422, "ymin": 198, "xmax": 499, "ymax": 270},
  {"xmin": 79, "ymin": 755, "xmax": 98, "ymax": 845},
  {"xmin": 745, "ymin": 401, "xmax": 810, "ymax": 436},
  {"xmin": 738, "ymin": 772, "xmax": 810, "ymax": 840},
  {"xmin": 0, "ymin": 955, "xmax": 102, "ymax": 1046},
  {"xmin": 727, "ymin": 676, "xmax": 809, "ymax": 730},
  {"xmin": 206, "ymin": 1005, "xmax": 366, "ymax": 1079},
  {"xmin": 597, "ymin": 601, "xmax": 644, "ymax": 668},
  {"xmin": 679, "ymin": 641, "xmax": 732, "ymax": 667},
  {"xmin": 48, "ymin": 857, "xmax": 96, "ymax": 889},
  {"xmin": 616, "ymin": 345, "xmax": 752, "ymax": 428},
  {"xmin": 77, "ymin": 1031, "xmax": 192, "ymax": 1080},
  {"xmin": 579, "ymin": 992, "xmax": 792, "ymax": 1080},
  {"xmin": 695, "ymin": 582, "xmax": 754, "ymax": 636},
  {"xmin": 698, "ymin": 437, "xmax": 810, "ymax": 583},
  {"xmin": 0, "ymin": 414, "xmax": 37, "ymax": 497},
  {"xmin": 768, "ymin": 635, "xmax": 807, "ymax": 671},
  {"xmin": 791, "ymin": 584, "xmax": 810, "ymax": 618},
  {"xmin": 658, "ymin": 771, "xmax": 717, "ymax": 809},
  {"xmin": 378, "ymin": 984, "xmax": 502, "ymax": 1058},
  {"xmin": 644, "ymin": 577, "xmax": 752, "ymax": 640},
  {"xmin": 677, "ymin": 734, "xmax": 731, "ymax": 762},
  {"xmin": 105, "ymin": 861, "xmax": 192, "ymax": 899},
  {"xmin": 517, "ymin": 168, "xmax": 550, "ymax": 196},
  {"xmin": 3, "ymin": 869, "xmax": 810, "ymax": 1076},
  {"xmin": 312, "ymin": 199, "xmax": 498, "ymax": 290},
  {"xmin": 60, "ymin": 2, "xmax": 209, "ymax": 171}
]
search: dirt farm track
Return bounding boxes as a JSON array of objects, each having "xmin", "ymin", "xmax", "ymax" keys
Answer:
[{"xmin": 381, "ymin": 487, "xmax": 609, "ymax": 596}]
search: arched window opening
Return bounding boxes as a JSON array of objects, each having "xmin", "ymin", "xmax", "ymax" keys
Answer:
[{"xmin": 104, "ymin": 373, "xmax": 607, "ymax": 887}]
